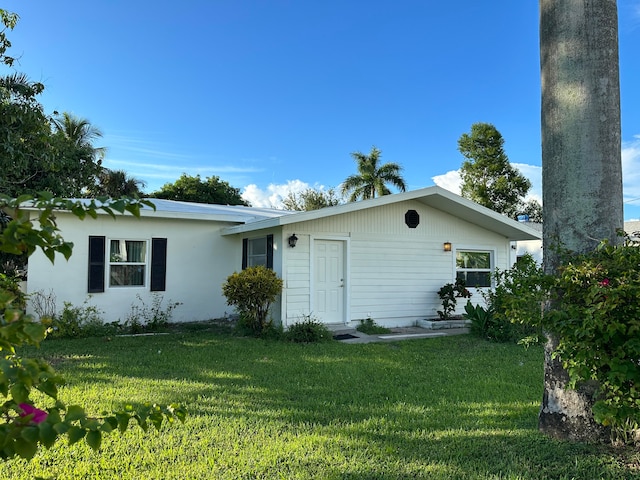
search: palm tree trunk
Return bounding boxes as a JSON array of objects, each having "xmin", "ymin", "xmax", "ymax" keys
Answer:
[{"xmin": 539, "ymin": 0, "xmax": 622, "ymax": 441}]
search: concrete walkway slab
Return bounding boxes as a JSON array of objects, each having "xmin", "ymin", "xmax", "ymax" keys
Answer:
[{"xmin": 330, "ymin": 326, "xmax": 469, "ymax": 344}]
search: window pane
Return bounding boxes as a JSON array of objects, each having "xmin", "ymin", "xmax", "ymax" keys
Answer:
[
  {"xmin": 110, "ymin": 240, "xmax": 146, "ymax": 263},
  {"xmin": 248, "ymin": 257, "xmax": 267, "ymax": 268},
  {"xmin": 249, "ymin": 238, "xmax": 266, "ymax": 256},
  {"xmin": 110, "ymin": 265, "xmax": 145, "ymax": 286},
  {"xmin": 456, "ymin": 251, "xmax": 491, "ymax": 269},
  {"xmin": 456, "ymin": 271, "xmax": 491, "ymax": 288},
  {"xmin": 247, "ymin": 237, "xmax": 267, "ymax": 267},
  {"xmin": 126, "ymin": 241, "xmax": 146, "ymax": 262}
]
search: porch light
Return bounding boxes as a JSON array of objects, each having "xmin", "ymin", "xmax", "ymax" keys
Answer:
[
  {"xmin": 288, "ymin": 233, "xmax": 298, "ymax": 248},
  {"xmin": 443, "ymin": 242, "xmax": 452, "ymax": 252}
]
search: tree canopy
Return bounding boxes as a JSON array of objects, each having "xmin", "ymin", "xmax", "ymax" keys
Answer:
[
  {"xmin": 150, "ymin": 173, "xmax": 248, "ymax": 206},
  {"xmin": 88, "ymin": 168, "xmax": 147, "ymax": 198},
  {"xmin": 340, "ymin": 146, "xmax": 406, "ymax": 202},
  {"xmin": 1, "ymin": 59, "xmax": 103, "ymax": 197},
  {"xmin": 282, "ymin": 187, "xmax": 342, "ymax": 211},
  {"xmin": 458, "ymin": 123, "xmax": 538, "ymax": 220}
]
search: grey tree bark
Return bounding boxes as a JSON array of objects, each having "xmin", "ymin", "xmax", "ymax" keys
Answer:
[{"xmin": 539, "ymin": 0, "xmax": 623, "ymax": 442}]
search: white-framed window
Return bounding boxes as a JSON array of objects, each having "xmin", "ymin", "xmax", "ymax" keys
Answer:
[
  {"xmin": 109, "ymin": 239, "xmax": 147, "ymax": 287},
  {"xmin": 455, "ymin": 249, "xmax": 493, "ymax": 288}
]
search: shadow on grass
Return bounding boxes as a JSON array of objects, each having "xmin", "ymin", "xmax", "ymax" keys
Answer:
[{"xmin": 23, "ymin": 332, "xmax": 638, "ymax": 479}]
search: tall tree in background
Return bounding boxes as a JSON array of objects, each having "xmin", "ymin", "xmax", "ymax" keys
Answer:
[
  {"xmin": 0, "ymin": 79, "xmax": 104, "ymax": 197},
  {"xmin": 539, "ymin": 0, "xmax": 622, "ymax": 442},
  {"xmin": 458, "ymin": 123, "xmax": 536, "ymax": 219},
  {"xmin": 52, "ymin": 112, "xmax": 106, "ymax": 161},
  {"xmin": 89, "ymin": 168, "xmax": 147, "ymax": 198},
  {"xmin": 151, "ymin": 173, "xmax": 248, "ymax": 206},
  {"xmin": 340, "ymin": 146, "xmax": 406, "ymax": 202},
  {"xmin": 282, "ymin": 187, "xmax": 342, "ymax": 211}
]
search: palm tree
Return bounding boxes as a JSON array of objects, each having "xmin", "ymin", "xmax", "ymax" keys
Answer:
[
  {"xmin": 340, "ymin": 146, "xmax": 407, "ymax": 202},
  {"xmin": 539, "ymin": 0, "xmax": 622, "ymax": 442},
  {"xmin": 52, "ymin": 112, "xmax": 106, "ymax": 161},
  {"xmin": 91, "ymin": 168, "xmax": 147, "ymax": 198}
]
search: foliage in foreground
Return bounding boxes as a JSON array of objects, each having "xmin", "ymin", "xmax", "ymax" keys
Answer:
[
  {"xmin": 546, "ymin": 239, "xmax": 640, "ymax": 442},
  {"xmin": 0, "ymin": 194, "xmax": 185, "ymax": 460},
  {"xmin": 1, "ymin": 333, "xmax": 638, "ymax": 479},
  {"xmin": 479, "ymin": 244, "xmax": 640, "ymax": 443}
]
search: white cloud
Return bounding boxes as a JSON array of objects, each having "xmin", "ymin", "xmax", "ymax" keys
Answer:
[
  {"xmin": 432, "ymin": 170, "xmax": 462, "ymax": 194},
  {"xmin": 242, "ymin": 180, "xmax": 318, "ymax": 208},
  {"xmin": 432, "ymin": 164, "xmax": 542, "ymax": 203},
  {"xmin": 622, "ymin": 135, "xmax": 640, "ymax": 205}
]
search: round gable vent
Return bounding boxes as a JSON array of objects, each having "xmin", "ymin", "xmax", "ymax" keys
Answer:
[{"xmin": 405, "ymin": 209, "xmax": 420, "ymax": 228}]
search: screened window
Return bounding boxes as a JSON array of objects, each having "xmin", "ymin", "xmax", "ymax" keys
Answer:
[
  {"xmin": 455, "ymin": 250, "xmax": 492, "ymax": 288},
  {"xmin": 109, "ymin": 239, "xmax": 147, "ymax": 287}
]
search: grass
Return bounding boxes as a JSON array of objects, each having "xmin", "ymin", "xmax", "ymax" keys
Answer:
[{"xmin": 1, "ymin": 330, "xmax": 638, "ymax": 479}]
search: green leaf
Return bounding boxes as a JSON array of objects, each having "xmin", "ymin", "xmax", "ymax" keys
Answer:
[
  {"xmin": 67, "ymin": 426, "xmax": 86, "ymax": 446},
  {"xmin": 116, "ymin": 413, "xmax": 130, "ymax": 433},
  {"xmin": 64, "ymin": 405, "xmax": 86, "ymax": 422},
  {"xmin": 85, "ymin": 429, "xmax": 101, "ymax": 451},
  {"xmin": 23, "ymin": 322, "xmax": 47, "ymax": 343},
  {"xmin": 20, "ymin": 425, "xmax": 39, "ymax": 444},
  {"xmin": 38, "ymin": 421, "xmax": 58, "ymax": 449},
  {"xmin": 10, "ymin": 382, "xmax": 29, "ymax": 403},
  {"xmin": 100, "ymin": 418, "xmax": 114, "ymax": 433},
  {"xmin": 53, "ymin": 422, "xmax": 69, "ymax": 435},
  {"xmin": 37, "ymin": 379, "xmax": 58, "ymax": 400},
  {"xmin": 14, "ymin": 437, "xmax": 37, "ymax": 460}
]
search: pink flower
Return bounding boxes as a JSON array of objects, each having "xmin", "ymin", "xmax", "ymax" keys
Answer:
[
  {"xmin": 598, "ymin": 278, "xmax": 610, "ymax": 287},
  {"xmin": 18, "ymin": 403, "xmax": 48, "ymax": 424}
]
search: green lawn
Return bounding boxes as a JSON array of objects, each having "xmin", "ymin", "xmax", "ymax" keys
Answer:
[{"xmin": 1, "ymin": 330, "xmax": 638, "ymax": 479}]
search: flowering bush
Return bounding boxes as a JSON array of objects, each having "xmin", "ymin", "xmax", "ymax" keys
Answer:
[
  {"xmin": 0, "ymin": 194, "xmax": 186, "ymax": 460},
  {"xmin": 544, "ymin": 238, "xmax": 640, "ymax": 442}
]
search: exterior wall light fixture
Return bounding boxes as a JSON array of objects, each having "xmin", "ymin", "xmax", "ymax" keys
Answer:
[
  {"xmin": 443, "ymin": 242, "xmax": 452, "ymax": 252},
  {"xmin": 288, "ymin": 233, "xmax": 298, "ymax": 248}
]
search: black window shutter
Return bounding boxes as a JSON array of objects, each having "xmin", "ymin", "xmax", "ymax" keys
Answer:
[
  {"xmin": 266, "ymin": 234, "xmax": 274, "ymax": 269},
  {"xmin": 242, "ymin": 238, "xmax": 248, "ymax": 270},
  {"xmin": 88, "ymin": 236, "xmax": 105, "ymax": 293},
  {"xmin": 150, "ymin": 238, "xmax": 167, "ymax": 291}
]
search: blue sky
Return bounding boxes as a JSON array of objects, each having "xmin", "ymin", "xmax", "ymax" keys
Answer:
[{"xmin": 5, "ymin": 1, "xmax": 640, "ymax": 220}]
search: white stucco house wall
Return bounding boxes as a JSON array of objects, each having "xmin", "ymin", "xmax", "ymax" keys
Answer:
[{"xmin": 25, "ymin": 186, "xmax": 541, "ymax": 328}]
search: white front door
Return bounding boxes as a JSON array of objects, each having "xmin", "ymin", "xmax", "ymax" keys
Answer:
[{"xmin": 313, "ymin": 240, "xmax": 345, "ymax": 324}]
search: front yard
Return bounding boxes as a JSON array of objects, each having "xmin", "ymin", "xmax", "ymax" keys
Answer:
[{"xmin": 1, "ymin": 330, "xmax": 637, "ymax": 479}]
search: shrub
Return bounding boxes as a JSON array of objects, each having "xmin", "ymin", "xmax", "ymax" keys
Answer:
[
  {"xmin": 49, "ymin": 298, "xmax": 109, "ymax": 339},
  {"xmin": 222, "ymin": 266, "xmax": 283, "ymax": 337},
  {"xmin": 29, "ymin": 289, "xmax": 57, "ymax": 321},
  {"xmin": 124, "ymin": 293, "xmax": 182, "ymax": 333},
  {"xmin": 437, "ymin": 278, "xmax": 471, "ymax": 319},
  {"xmin": 286, "ymin": 314, "xmax": 332, "ymax": 343},
  {"xmin": 479, "ymin": 254, "xmax": 546, "ymax": 343},
  {"xmin": 463, "ymin": 300, "xmax": 494, "ymax": 338},
  {"xmin": 356, "ymin": 317, "xmax": 391, "ymax": 334},
  {"xmin": 543, "ymin": 239, "xmax": 640, "ymax": 443}
]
